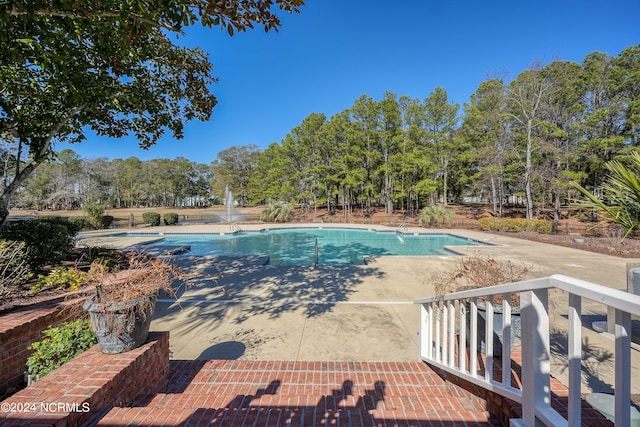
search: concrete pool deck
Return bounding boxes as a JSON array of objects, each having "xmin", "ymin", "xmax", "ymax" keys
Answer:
[{"xmin": 77, "ymin": 223, "xmax": 640, "ymax": 394}]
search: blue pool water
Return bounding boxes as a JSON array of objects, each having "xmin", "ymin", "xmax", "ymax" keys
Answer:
[{"xmin": 142, "ymin": 228, "xmax": 482, "ymax": 265}]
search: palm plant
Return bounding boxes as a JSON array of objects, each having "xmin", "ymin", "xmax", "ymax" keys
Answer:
[
  {"xmin": 573, "ymin": 151, "xmax": 640, "ymax": 241},
  {"xmin": 260, "ymin": 201, "xmax": 294, "ymax": 223},
  {"xmin": 418, "ymin": 205, "xmax": 455, "ymax": 228}
]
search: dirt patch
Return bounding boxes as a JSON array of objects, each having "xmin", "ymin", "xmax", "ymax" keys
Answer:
[{"xmin": 0, "ymin": 255, "xmax": 95, "ymax": 315}]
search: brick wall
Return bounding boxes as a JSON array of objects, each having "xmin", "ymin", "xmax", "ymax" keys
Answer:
[
  {"xmin": 429, "ymin": 355, "xmax": 610, "ymax": 425},
  {"xmin": 0, "ymin": 298, "xmax": 84, "ymax": 398},
  {"xmin": 1, "ymin": 331, "xmax": 169, "ymax": 426}
]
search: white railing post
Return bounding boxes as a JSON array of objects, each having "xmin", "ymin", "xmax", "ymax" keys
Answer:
[
  {"xmin": 427, "ymin": 303, "xmax": 433, "ymax": 359},
  {"xmin": 470, "ymin": 299, "xmax": 478, "ymax": 376},
  {"xmin": 442, "ymin": 302, "xmax": 448, "ymax": 363},
  {"xmin": 435, "ymin": 303, "xmax": 441, "ymax": 363},
  {"xmin": 448, "ymin": 300, "xmax": 456, "ymax": 367},
  {"xmin": 614, "ymin": 308, "xmax": 631, "ymax": 427},
  {"xmin": 502, "ymin": 295, "xmax": 512, "ymax": 388},
  {"xmin": 485, "ymin": 301, "xmax": 494, "ymax": 382},
  {"xmin": 568, "ymin": 293, "xmax": 582, "ymax": 427},
  {"xmin": 520, "ymin": 289, "xmax": 551, "ymax": 426},
  {"xmin": 420, "ymin": 303, "xmax": 430, "ymax": 360},
  {"xmin": 459, "ymin": 302, "xmax": 467, "ymax": 372}
]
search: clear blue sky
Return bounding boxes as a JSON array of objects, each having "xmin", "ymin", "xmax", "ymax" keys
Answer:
[{"xmin": 58, "ymin": 0, "xmax": 640, "ymax": 163}]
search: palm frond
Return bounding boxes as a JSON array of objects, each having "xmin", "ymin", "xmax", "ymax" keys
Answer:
[{"xmin": 572, "ymin": 151, "xmax": 640, "ymax": 241}]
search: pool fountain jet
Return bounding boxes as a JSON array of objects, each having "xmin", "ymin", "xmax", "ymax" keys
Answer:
[{"xmin": 225, "ymin": 185, "xmax": 234, "ymax": 223}]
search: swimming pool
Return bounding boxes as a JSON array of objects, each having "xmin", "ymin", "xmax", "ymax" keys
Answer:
[{"xmin": 138, "ymin": 228, "xmax": 483, "ymax": 265}]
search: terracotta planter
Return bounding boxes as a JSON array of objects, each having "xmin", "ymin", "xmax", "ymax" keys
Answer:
[{"xmin": 84, "ymin": 293, "xmax": 157, "ymax": 354}]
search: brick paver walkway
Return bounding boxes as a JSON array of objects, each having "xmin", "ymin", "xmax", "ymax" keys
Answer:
[{"xmin": 92, "ymin": 360, "xmax": 503, "ymax": 426}]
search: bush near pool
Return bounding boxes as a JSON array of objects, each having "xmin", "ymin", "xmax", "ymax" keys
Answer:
[{"xmin": 478, "ymin": 217, "xmax": 553, "ymax": 234}]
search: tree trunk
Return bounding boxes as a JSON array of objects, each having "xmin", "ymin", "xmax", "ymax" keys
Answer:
[
  {"xmin": 498, "ymin": 175, "xmax": 505, "ymax": 218},
  {"xmin": 442, "ymin": 155, "xmax": 449, "ymax": 206},
  {"xmin": 385, "ymin": 174, "xmax": 393, "ymax": 215},
  {"xmin": 0, "ymin": 148, "xmax": 47, "ymax": 225},
  {"xmin": 490, "ymin": 175, "xmax": 498, "ymax": 217},
  {"xmin": 525, "ymin": 119, "xmax": 534, "ymax": 220}
]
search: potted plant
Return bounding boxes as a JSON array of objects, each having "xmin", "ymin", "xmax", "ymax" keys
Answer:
[
  {"xmin": 430, "ymin": 254, "xmax": 531, "ymax": 357},
  {"xmin": 83, "ymin": 251, "xmax": 181, "ymax": 353}
]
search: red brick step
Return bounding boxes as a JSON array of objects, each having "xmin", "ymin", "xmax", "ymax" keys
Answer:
[{"xmin": 93, "ymin": 360, "xmax": 502, "ymax": 426}]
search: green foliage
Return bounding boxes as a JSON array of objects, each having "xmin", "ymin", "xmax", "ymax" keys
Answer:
[
  {"xmin": 31, "ymin": 267, "xmax": 87, "ymax": 295},
  {"xmin": 82, "ymin": 204, "xmax": 105, "ymax": 218},
  {"xmin": 68, "ymin": 216, "xmax": 89, "ymax": 231},
  {"xmin": 535, "ymin": 220, "xmax": 553, "ymax": 234},
  {"xmin": 82, "ymin": 204, "xmax": 114, "ymax": 229},
  {"xmin": 0, "ymin": 240, "xmax": 32, "ymax": 299},
  {"xmin": 211, "ymin": 145, "xmax": 262, "ymax": 207},
  {"xmin": 93, "ymin": 215, "xmax": 114, "ymax": 229},
  {"xmin": 26, "ymin": 319, "xmax": 97, "ymax": 379},
  {"xmin": 260, "ymin": 201, "xmax": 294, "ymax": 223},
  {"xmin": 575, "ymin": 211, "xmax": 599, "ymax": 222},
  {"xmin": 478, "ymin": 217, "xmax": 553, "ymax": 234},
  {"xmin": 573, "ymin": 151, "xmax": 640, "ymax": 240},
  {"xmin": 0, "ymin": 217, "xmax": 79, "ymax": 270},
  {"xmin": 2, "ymin": 43, "xmax": 638, "ymax": 227},
  {"xmin": 163, "ymin": 213, "xmax": 179, "ymax": 225},
  {"xmin": 142, "ymin": 212, "xmax": 161, "ymax": 226},
  {"xmin": 83, "ymin": 247, "xmax": 127, "ymax": 271},
  {"xmin": 0, "ymin": 1, "xmax": 305, "ymax": 225},
  {"xmin": 418, "ymin": 205, "xmax": 455, "ymax": 228}
]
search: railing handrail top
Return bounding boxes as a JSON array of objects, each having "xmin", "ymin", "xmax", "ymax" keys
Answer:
[{"xmin": 415, "ymin": 274, "xmax": 640, "ymax": 316}]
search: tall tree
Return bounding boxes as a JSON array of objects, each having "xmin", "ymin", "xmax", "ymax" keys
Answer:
[
  {"xmin": 614, "ymin": 45, "xmax": 640, "ymax": 147},
  {"xmin": 378, "ymin": 91, "xmax": 402, "ymax": 214},
  {"xmin": 331, "ymin": 111, "xmax": 365, "ymax": 221},
  {"xmin": 507, "ymin": 65, "xmax": 555, "ymax": 219},
  {"xmin": 578, "ymin": 52, "xmax": 626, "ymax": 192},
  {"xmin": 48, "ymin": 149, "xmax": 83, "ymax": 210},
  {"xmin": 462, "ymin": 79, "xmax": 510, "ymax": 217},
  {"xmin": 539, "ymin": 61, "xmax": 586, "ymax": 232},
  {"xmin": 281, "ymin": 113, "xmax": 326, "ymax": 217},
  {"xmin": 349, "ymin": 95, "xmax": 382, "ymax": 216},
  {"xmin": 0, "ymin": 0, "xmax": 304, "ymax": 224},
  {"xmin": 423, "ymin": 87, "xmax": 459, "ymax": 205},
  {"xmin": 248, "ymin": 142, "xmax": 294, "ymax": 204},
  {"xmin": 211, "ymin": 145, "xmax": 261, "ymax": 206}
]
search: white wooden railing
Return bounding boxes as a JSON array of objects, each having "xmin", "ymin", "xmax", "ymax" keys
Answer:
[{"xmin": 414, "ymin": 274, "xmax": 640, "ymax": 427}]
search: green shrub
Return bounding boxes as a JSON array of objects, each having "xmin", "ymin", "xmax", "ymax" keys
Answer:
[
  {"xmin": 90, "ymin": 214, "xmax": 114, "ymax": 229},
  {"xmin": 163, "ymin": 213, "xmax": 179, "ymax": 225},
  {"xmin": 0, "ymin": 217, "xmax": 79, "ymax": 270},
  {"xmin": 260, "ymin": 201, "xmax": 294, "ymax": 223},
  {"xmin": 535, "ymin": 219, "xmax": 553, "ymax": 234},
  {"xmin": 26, "ymin": 319, "xmax": 97, "ymax": 379},
  {"xmin": 30, "ymin": 267, "xmax": 88, "ymax": 295},
  {"xmin": 82, "ymin": 203, "xmax": 105, "ymax": 218},
  {"xmin": 68, "ymin": 216, "xmax": 89, "ymax": 231},
  {"xmin": 83, "ymin": 247, "xmax": 127, "ymax": 270},
  {"xmin": 478, "ymin": 217, "xmax": 501, "ymax": 231},
  {"xmin": 142, "ymin": 211, "xmax": 161, "ymax": 226},
  {"xmin": 418, "ymin": 205, "xmax": 455, "ymax": 228},
  {"xmin": 0, "ymin": 240, "xmax": 32, "ymax": 299},
  {"xmin": 82, "ymin": 204, "xmax": 114, "ymax": 229},
  {"xmin": 575, "ymin": 211, "xmax": 599, "ymax": 222},
  {"xmin": 478, "ymin": 217, "xmax": 553, "ymax": 234}
]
